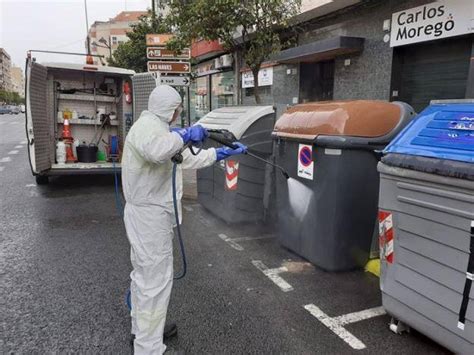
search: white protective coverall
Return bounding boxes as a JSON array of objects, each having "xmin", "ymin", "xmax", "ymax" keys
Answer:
[{"xmin": 122, "ymin": 85, "xmax": 216, "ymax": 354}]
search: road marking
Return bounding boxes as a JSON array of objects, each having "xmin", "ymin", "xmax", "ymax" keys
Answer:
[
  {"xmin": 232, "ymin": 235, "xmax": 273, "ymax": 242},
  {"xmin": 20, "ymin": 140, "xmax": 27, "ymax": 144},
  {"xmin": 14, "ymin": 145, "xmax": 23, "ymax": 149},
  {"xmin": 25, "ymin": 184, "xmax": 37, "ymax": 187},
  {"xmin": 183, "ymin": 205, "xmax": 194, "ymax": 212},
  {"xmin": 9, "ymin": 121, "xmax": 19, "ymax": 125},
  {"xmin": 252, "ymin": 260, "xmax": 294, "ymax": 292},
  {"xmin": 218, "ymin": 233, "xmax": 273, "ymax": 251},
  {"xmin": 219, "ymin": 233, "xmax": 244, "ymax": 251},
  {"xmin": 334, "ymin": 306, "xmax": 386, "ymax": 326},
  {"xmin": 304, "ymin": 304, "xmax": 386, "ymax": 350},
  {"xmin": 8, "ymin": 150, "xmax": 19, "ymax": 155},
  {"xmin": 0, "ymin": 157, "xmax": 12, "ymax": 163}
]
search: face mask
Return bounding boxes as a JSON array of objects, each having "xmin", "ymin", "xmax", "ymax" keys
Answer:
[{"xmin": 170, "ymin": 105, "xmax": 183, "ymax": 123}]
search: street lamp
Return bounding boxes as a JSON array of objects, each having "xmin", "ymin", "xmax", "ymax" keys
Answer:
[{"xmin": 91, "ymin": 36, "xmax": 112, "ymax": 59}]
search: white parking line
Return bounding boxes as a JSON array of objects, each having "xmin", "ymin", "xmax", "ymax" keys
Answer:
[
  {"xmin": 0, "ymin": 157, "xmax": 12, "ymax": 163},
  {"xmin": 14, "ymin": 145, "xmax": 23, "ymax": 149},
  {"xmin": 304, "ymin": 304, "xmax": 386, "ymax": 350},
  {"xmin": 219, "ymin": 233, "xmax": 273, "ymax": 251},
  {"xmin": 25, "ymin": 184, "xmax": 37, "ymax": 187},
  {"xmin": 252, "ymin": 260, "xmax": 294, "ymax": 292},
  {"xmin": 8, "ymin": 150, "xmax": 19, "ymax": 155}
]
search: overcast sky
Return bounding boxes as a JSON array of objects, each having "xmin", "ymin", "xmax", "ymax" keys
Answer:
[{"xmin": 0, "ymin": 0, "xmax": 151, "ymax": 68}]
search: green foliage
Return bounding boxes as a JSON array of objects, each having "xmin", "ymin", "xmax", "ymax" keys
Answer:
[
  {"xmin": 0, "ymin": 90, "xmax": 24, "ymax": 105},
  {"xmin": 108, "ymin": 10, "xmax": 172, "ymax": 72},
  {"xmin": 166, "ymin": 0, "xmax": 301, "ymax": 103}
]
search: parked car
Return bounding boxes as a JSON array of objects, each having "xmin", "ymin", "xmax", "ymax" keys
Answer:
[
  {"xmin": 0, "ymin": 105, "xmax": 12, "ymax": 114},
  {"xmin": 10, "ymin": 105, "xmax": 21, "ymax": 114}
]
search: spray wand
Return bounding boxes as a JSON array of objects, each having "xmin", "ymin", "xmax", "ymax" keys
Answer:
[{"xmin": 207, "ymin": 129, "xmax": 290, "ymax": 179}]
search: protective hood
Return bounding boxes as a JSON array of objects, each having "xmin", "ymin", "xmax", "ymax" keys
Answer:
[{"xmin": 148, "ymin": 85, "xmax": 182, "ymax": 123}]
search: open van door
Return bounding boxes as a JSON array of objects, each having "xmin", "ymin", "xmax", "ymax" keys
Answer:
[
  {"xmin": 132, "ymin": 72, "xmax": 157, "ymax": 122},
  {"xmin": 25, "ymin": 59, "xmax": 52, "ymax": 183}
]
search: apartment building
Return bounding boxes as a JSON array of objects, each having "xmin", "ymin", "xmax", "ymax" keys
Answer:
[
  {"xmin": 11, "ymin": 66, "xmax": 25, "ymax": 97},
  {"xmin": 0, "ymin": 48, "xmax": 12, "ymax": 91},
  {"xmin": 87, "ymin": 11, "xmax": 148, "ymax": 64}
]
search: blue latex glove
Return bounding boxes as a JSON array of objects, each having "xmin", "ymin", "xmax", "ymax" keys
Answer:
[
  {"xmin": 172, "ymin": 125, "xmax": 209, "ymax": 144},
  {"xmin": 215, "ymin": 142, "xmax": 248, "ymax": 161}
]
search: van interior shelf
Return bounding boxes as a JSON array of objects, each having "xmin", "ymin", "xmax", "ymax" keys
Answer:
[
  {"xmin": 57, "ymin": 118, "xmax": 119, "ymax": 126},
  {"xmin": 58, "ymin": 93, "xmax": 116, "ymax": 103}
]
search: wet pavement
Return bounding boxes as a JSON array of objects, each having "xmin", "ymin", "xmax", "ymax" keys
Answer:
[{"xmin": 1, "ymin": 113, "xmax": 449, "ymax": 354}]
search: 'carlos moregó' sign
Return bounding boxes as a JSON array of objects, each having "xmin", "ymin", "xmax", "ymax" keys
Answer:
[{"xmin": 390, "ymin": 0, "xmax": 473, "ymax": 47}]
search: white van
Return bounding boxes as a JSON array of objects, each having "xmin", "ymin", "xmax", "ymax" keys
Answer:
[{"xmin": 25, "ymin": 52, "xmax": 156, "ymax": 184}]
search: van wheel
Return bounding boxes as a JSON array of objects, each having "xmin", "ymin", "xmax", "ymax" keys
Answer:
[{"xmin": 35, "ymin": 175, "xmax": 49, "ymax": 185}]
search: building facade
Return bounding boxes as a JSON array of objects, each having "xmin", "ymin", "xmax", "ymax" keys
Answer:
[
  {"xmin": 87, "ymin": 11, "xmax": 148, "ymax": 64},
  {"xmin": 187, "ymin": 0, "xmax": 473, "ymax": 123},
  {"xmin": 10, "ymin": 67, "xmax": 25, "ymax": 97},
  {"xmin": 0, "ymin": 48, "xmax": 12, "ymax": 91}
]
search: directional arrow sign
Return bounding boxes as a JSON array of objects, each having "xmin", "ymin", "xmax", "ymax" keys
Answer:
[
  {"xmin": 146, "ymin": 34, "xmax": 174, "ymax": 46},
  {"xmin": 147, "ymin": 61, "xmax": 191, "ymax": 74},
  {"xmin": 147, "ymin": 47, "xmax": 191, "ymax": 60},
  {"xmin": 160, "ymin": 76, "xmax": 190, "ymax": 87}
]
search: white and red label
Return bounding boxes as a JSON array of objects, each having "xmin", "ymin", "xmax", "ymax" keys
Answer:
[
  {"xmin": 378, "ymin": 210, "xmax": 394, "ymax": 264},
  {"xmin": 297, "ymin": 144, "xmax": 314, "ymax": 180},
  {"xmin": 225, "ymin": 160, "xmax": 239, "ymax": 191}
]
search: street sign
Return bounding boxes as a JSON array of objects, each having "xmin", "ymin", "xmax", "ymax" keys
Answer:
[
  {"xmin": 160, "ymin": 75, "xmax": 191, "ymax": 87},
  {"xmin": 146, "ymin": 34, "xmax": 174, "ymax": 46},
  {"xmin": 147, "ymin": 47, "xmax": 191, "ymax": 60},
  {"xmin": 147, "ymin": 61, "xmax": 191, "ymax": 74}
]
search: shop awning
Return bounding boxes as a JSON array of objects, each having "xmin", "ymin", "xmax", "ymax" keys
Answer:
[{"xmin": 273, "ymin": 36, "xmax": 364, "ymax": 63}]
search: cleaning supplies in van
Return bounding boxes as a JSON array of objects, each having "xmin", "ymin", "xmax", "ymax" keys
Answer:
[{"xmin": 56, "ymin": 140, "xmax": 66, "ymax": 164}]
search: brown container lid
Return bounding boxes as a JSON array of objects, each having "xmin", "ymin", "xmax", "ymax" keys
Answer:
[{"xmin": 273, "ymin": 100, "xmax": 402, "ymax": 140}]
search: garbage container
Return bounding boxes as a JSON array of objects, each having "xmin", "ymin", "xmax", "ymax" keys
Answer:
[
  {"xmin": 272, "ymin": 100, "xmax": 415, "ymax": 271},
  {"xmin": 197, "ymin": 106, "xmax": 275, "ymax": 223},
  {"xmin": 378, "ymin": 100, "xmax": 474, "ymax": 354}
]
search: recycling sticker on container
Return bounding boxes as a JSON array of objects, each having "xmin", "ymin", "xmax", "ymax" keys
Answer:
[{"xmin": 297, "ymin": 144, "xmax": 314, "ymax": 180}]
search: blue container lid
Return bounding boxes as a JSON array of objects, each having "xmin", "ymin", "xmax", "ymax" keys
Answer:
[{"xmin": 384, "ymin": 101, "xmax": 474, "ymax": 163}]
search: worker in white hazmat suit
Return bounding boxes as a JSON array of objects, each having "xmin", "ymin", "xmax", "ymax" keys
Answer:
[{"xmin": 121, "ymin": 85, "xmax": 247, "ymax": 354}]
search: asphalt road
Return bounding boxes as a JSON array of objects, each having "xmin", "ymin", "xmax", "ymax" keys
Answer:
[{"xmin": 1, "ymin": 113, "xmax": 449, "ymax": 354}]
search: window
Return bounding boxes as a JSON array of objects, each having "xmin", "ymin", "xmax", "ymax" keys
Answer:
[
  {"xmin": 111, "ymin": 36, "xmax": 118, "ymax": 45},
  {"xmin": 211, "ymin": 71, "xmax": 234, "ymax": 109},
  {"xmin": 190, "ymin": 76, "xmax": 210, "ymax": 122},
  {"xmin": 244, "ymin": 86, "xmax": 271, "ymax": 97}
]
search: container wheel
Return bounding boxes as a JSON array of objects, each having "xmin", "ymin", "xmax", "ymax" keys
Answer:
[
  {"xmin": 389, "ymin": 317, "xmax": 410, "ymax": 334},
  {"xmin": 35, "ymin": 175, "xmax": 49, "ymax": 185}
]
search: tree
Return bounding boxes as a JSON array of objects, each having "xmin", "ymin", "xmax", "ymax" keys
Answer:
[
  {"xmin": 0, "ymin": 90, "xmax": 23, "ymax": 105},
  {"xmin": 108, "ymin": 10, "xmax": 172, "ymax": 72},
  {"xmin": 166, "ymin": 0, "xmax": 301, "ymax": 104}
]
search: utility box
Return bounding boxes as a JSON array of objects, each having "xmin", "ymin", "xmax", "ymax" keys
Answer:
[
  {"xmin": 272, "ymin": 100, "xmax": 415, "ymax": 271},
  {"xmin": 378, "ymin": 100, "xmax": 474, "ymax": 354},
  {"xmin": 197, "ymin": 106, "xmax": 275, "ymax": 223}
]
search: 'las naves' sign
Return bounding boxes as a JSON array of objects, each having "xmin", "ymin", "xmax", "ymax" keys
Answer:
[{"xmin": 390, "ymin": 0, "xmax": 473, "ymax": 47}]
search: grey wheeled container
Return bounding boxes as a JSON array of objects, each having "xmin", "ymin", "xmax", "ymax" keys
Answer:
[
  {"xmin": 379, "ymin": 100, "xmax": 474, "ymax": 354},
  {"xmin": 196, "ymin": 106, "xmax": 275, "ymax": 223},
  {"xmin": 272, "ymin": 100, "xmax": 415, "ymax": 271}
]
